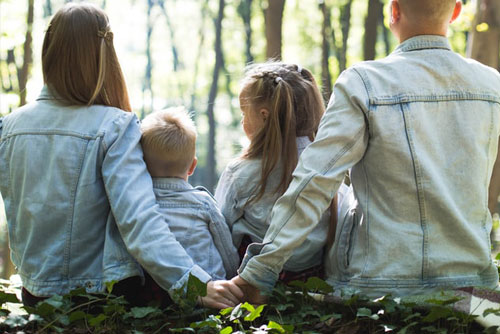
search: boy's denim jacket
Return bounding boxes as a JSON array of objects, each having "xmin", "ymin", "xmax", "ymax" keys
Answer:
[
  {"xmin": 152, "ymin": 178, "xmax": 239, "ymax": 280},
  {"xmin": 215, "ymin": 137, "xmax": 330, "ymax": 272},
  {"xmin": 0, "ymin": 87, "xmax": 211, "ymax": 297},
  {"xmin": 239, "ymin": 35, "xmax": 500, "ymax": 296}
]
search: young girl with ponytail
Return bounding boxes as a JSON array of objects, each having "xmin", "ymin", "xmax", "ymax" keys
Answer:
[{"xmin": 215, "ymin": 62, "xmax": 337, "ymax": 281}]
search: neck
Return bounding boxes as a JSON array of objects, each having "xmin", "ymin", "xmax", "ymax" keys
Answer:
[{"xmin": 395, "ymin": 24, "xmax": 448, "ymax": 43}]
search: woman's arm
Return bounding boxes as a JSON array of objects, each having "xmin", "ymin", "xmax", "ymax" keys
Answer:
[{"xmin": 102, "ymin": 112, "xmax": 242, "ymax": 308}]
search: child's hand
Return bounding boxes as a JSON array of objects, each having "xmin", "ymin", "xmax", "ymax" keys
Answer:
[
  {"xmin": 199, "ymin": 280, "xmax": 245, "ymax": 309},
  {"xmin": 231, "ymin": 275, "xmax": 268, "ymax": 304}
]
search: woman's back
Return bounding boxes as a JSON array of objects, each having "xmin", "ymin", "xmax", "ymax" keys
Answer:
[{"xmin": 0, "ymin": 87, "xmax": 143, "ymax": 295}]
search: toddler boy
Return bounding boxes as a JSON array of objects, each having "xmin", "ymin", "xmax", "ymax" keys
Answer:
[{"xmin": 141, "ymin": 107, "xmax": 239, "ymax": 280}]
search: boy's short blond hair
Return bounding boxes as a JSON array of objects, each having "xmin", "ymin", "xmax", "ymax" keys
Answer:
[
  {"xmin": 141, "ymin": 107, "xmax": 197, "ymax": 177},
  {"xmin": 399, "ymin": 0, "xmax": 456, "ymax": 26}
]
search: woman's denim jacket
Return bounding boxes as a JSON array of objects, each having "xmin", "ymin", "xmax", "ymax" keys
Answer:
[
  {"xmin": 239, "ymin": 36, "xmax": 500, "ymax": 296},
  {"xmin": 0, "ymin": 87, "xmax": 211, "ymax": 298}
]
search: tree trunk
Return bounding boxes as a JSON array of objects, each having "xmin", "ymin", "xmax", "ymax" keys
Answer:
[
  {"xmin": 238, "ymin": 0, "xmax": 254, "ymax": 64},
  {"xmin": 17, "ymin": 0, "xmax": 34, "ymax": 107},
  {"xmin": 337, "ymin": 0, "xmax": 353, "ymax": 73},
  {"xmin": 467, "ymin": 0, "xmax": 500, "ymax": 214},
  {"xmin": 265, "ymin": 0, "xmax": 285, "ymax": 60},
  {"xmin": 43, "ymin": 0, "xmax": 52, "ymax": 18},
  {"xmin": 142, "ymin": 0, "xmax": 155, "ymax": 119},
  {"xmin": 205, "ymin": 0, "xmax": 226, "ymax": 192},
  {"xmin": 363, "ymin": 0, "xmax": 382, "ymax": 61},
  {"xmin": 158, "ymin": 0, "xmax": 181, "ymax": 72},
  {"xmin": 319, "ymin": 1, "xmax": 332, "ymax": 101}
]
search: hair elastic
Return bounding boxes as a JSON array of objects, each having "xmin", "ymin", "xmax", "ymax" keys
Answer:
[
  {"xmin": 97, "ymin": 27, "xmax": 112, "ymax": 41},
  {"xmin": 296, "ymin": 65, "xmax": 303, "ymax": 73},
  {"xmin": 275, "ymin": 76, "xmax": 283, "ymax": 84}
]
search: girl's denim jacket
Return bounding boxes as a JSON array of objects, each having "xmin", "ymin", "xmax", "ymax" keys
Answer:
[
  {"xmin": 215, "ymin": 137, "xmax": 330, "ymax": 272},
  {"xmin": 0, "ymin": 87, "xmax": 211, "ymax": 298},
  {"xmin": 239, "ymin": 35, "xmax": 500, "ymax": 296}
]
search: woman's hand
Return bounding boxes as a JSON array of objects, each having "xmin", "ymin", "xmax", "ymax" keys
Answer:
[
  {"xmin": 199, "ymin": 280, "xmax": 245, "ymax": 309},
  {"xmin": 231, "ymin": 275, "xmax": 268, "ymax": 304}
]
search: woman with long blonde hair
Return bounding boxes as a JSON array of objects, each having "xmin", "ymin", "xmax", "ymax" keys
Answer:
[{"xmin": 0, "ymin": 3, "xmax": 242, "ymax": 308}]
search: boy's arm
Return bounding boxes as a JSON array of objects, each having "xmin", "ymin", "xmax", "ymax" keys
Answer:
[
  {"xmin": 238, "ymin": 68, "xmax": 370, "ymax": 292},
  {"xmin": 207, "ymin": 203, "xmax": 240, "ymax": 278}
]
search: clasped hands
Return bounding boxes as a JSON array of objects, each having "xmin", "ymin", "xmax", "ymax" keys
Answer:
[{"xmin": 199, "ymin": 275, "xmax": 267, "ymax": 309}]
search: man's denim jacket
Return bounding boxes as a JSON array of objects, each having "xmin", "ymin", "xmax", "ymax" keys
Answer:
[
  {"xmin": 215, "ymin": 137, "xmax": 330, "ymax": 272},
  {"xmin": 152, "ymin": 178, "xmax": 239, "ymax": 280},
  {"xmin": 0, "ymin": 87, "xmax": 211, "ymax": 298},
  {"xmin": 239, "ymin": 35, "xmax": 500, "ymax": 296}
]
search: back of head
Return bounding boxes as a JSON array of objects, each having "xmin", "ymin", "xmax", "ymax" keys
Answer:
[
  {"xmin": 399, "ymin": 0, "xmax": 456, "ymax": 27},
  {"xmin": 140, "ymin": 107, "xmax": 197, "ymax": 178},
  {"xmin": 241, "ymin": 61, "xmax": 325, "ymax": 200},
  {"xmin": 42, "ymin": 3, "xmax": 131, "ymax": 111}
]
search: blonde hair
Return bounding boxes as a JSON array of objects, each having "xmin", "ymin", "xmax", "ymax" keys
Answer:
[
  {"xmin": 42, "ymin": 3, "xmax": 131, "ymax": 111},
  {"xmin": 241, "ymin": 62, "xmax": 325, "ymax": 202},
  {"xmin": 399, "ymin": 0, "xmax": 456, "ymax": 26},
  {"xmin": 141, "ymin": 107, "xmax": 197, "ymax": 176}
]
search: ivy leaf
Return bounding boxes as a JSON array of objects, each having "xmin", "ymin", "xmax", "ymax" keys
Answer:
[
  {"xmin": 69, "ymin": 310, "xmax": 87, "ymax": 323},
  {"xmin": 128, "ymin": 306, "xmax": 160, "ymax": 319},
  {"xmin": 305, "ymin": 277, "xmax": 333, "ymax": 294},
  {"xmin": 186, "ymin": 274, "xmax": 207, "ymax": 300},
  {"xmin": 220, "ymin": 306, "xmax": 234, "ymax": 316},
  {"xmin": 105, "ymin": 280, "xmax": 118, "ymax": 294},
  {"xmin": 422, "ymin": 307, "xmax": 452, "ymax": 322},
  {"xmin": 483, "ymin": 308, "xmax": 500, "ymax": 317},
  {"xmin": 88, "ymin": 313, "xmax": 108, "ymax": 327},
  {"xmin": 3, "ymin": 314, "xmax": 28, "ymax": 328},
  {"xmin": 267, "ymin": 321, "xmax": 285, "ymax": 333},
  {"xmin": 244, "ymin": 304, "xmax": 266, "ymax": 322},
  {"xmin": 356, "ymin": 307, "xmax": 379, "ymax": 320},
  {"xmin": 0, "ymin": 290, "xmax": 20, "ymax": 304},
  {"xmin": 397, "ymin": 321, "xmax": 418, "ymax": 334},
  {"xmin": 220, "ymin": 326, "xmax": 233, "ymax": 334}
]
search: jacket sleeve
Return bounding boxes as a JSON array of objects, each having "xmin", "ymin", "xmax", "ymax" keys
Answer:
[
  {"xmin": 101, "ymin": 112, "xmax": 211, "ymax": 299},
  {"xmin": 207, "ymin": 201, "xmax": 240, "ymax": 278},
  {"xmin": 238, "ymin": 68, "xmax": 370, "ymax": 292},
  {"xmin": 0, "ymin": 118, "xmax": 3, "ymax": 138}
]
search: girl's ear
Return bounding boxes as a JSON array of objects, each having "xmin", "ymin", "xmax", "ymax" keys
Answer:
[{"xmin": 259, "ymin": 108, "xmax": 269, "ymax": 122}]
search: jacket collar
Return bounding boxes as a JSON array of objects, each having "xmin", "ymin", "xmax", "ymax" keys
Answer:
[
  {"xmin": 36, "ymin": 85, "xmax": 64, "ymax": 102},
  {"xmin": 393, "ymin": 35, "xmax": 451, "ymax": 54},
  {"xmin": 152, "ymin": 177, "xmax": 193, "ymax": 191}
]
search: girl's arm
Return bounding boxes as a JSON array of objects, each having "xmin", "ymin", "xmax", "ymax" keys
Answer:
[{"xmin": 102, "ymin": 112, "xmax": 242, "ymax": 307}]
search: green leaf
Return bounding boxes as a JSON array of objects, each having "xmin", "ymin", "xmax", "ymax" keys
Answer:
[
  {"xmin": 170, "ymin": 328, "xmax": 196, "ymax": 333},
  {"xmin": 3, "ymin": 314, "xmax": 28, "ymax": 328},
  {"xmin": 305, "ymin": 277, "xmax": 333, "ymax": 293},
  {"xmin": 69, "ymin": 310, "xmax": 87, "ymax": 323},
  {"xmin": 397, "ymin": 321, "xmax": 418, "ymax": 334},
  {"xmin": 267, "ymin": 321, "xmax": 285, "ymax": 333},
  {"xmin": 69, "ymin": 287, "xmax": 87, "ymax": 296},
  {"xmin": 495, "ymin": 252, "xmax": 500, "ymax": 260},
  {"xmin": 423, "ymin": 307, "xmax": 452, "ymax": 322},
  {"xmin": 186, "ymin": 274, "xmax": 207, "ymax": 299},
  {"xmin": 240, "ymin": 301, "xmax": 255, "ymax": 313},
  {"xmin": 483, "ymin": 308, "xmax": 500, "ymax": 317},
  {"xmin": 105, "ymin": 280, "xmax": 118, "ymax": 294},
  {"xmin": 34, "ymin": 301, "xmax": 56, "ymax": 317},
  {"xmin": 88, "ymin": 313, "xmax": 108, "ymax": 327},
  {"xmin": 220, "ymin": 326, "xmax": 233, "ymax": 334},
  {"xmin": 220, "ymin": 306, "xmax": 234, "ymax": 316},
  {"xmin": 129, "ymin": 306, "xmax": 160, "ymax": 319},
  {"xmin": 244, "ymin": 304, "xmax": 265, "ymax": 321},
  {"xmin": 319, "ymin": 313, "xmax": 342, "ymax": 322},
  {"xmin": 0, "ymin": 290, "xmax": 20, "ymax": 304},
  {"xmin": 484, "ymin": 326, "xmax": 499, "ymax": 334},
  {"xmin": 44, "ymin": 294, "xmax": 65, "ymax": 309}
]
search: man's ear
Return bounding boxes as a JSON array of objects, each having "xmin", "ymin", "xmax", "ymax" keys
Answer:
[
  {"xmin": 390, "ymin": 0, "xmax": 401, "ymax": 24},
  {"xmin": 450, "ymin": 1, "xmax": 462, "ymax": 23},
  {"xmin": 187, "ymin": 157, "xmax": 197, "ymax": 176},
  {"xmin": 259, "ymin": 108, "xmax": 269, "ymax": 122}
]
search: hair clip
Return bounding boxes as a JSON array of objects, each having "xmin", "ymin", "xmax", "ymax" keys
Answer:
[
  {"xmin": 275, "ymin": 76, "xmax": 283, "ymax": 84},
  {"xmin": 296, "ymin": 65, "xmax": 303, "ymax": 73}
]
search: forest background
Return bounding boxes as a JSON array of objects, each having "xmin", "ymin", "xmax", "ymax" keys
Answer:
[{"xmin": 0, "ymin": 0, "xmax": 499, "ymax": 280}]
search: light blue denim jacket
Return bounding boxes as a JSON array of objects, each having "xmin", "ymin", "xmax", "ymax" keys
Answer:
[
  {"xmin": 215, "ymin": 137, "xmax": 330, "ymax": 272},
  {"xmin": 152, "ymin": 178, "xmax": 239, "ymax": 280},
  {"xmin": 239, "ymin": 35, "xmax": 500, "ymax": 296},
  {"xmin": 0, "ymin": 87, "xmax": 211, "ymax": 298}
]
